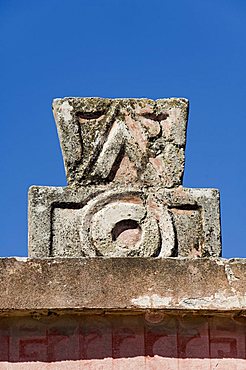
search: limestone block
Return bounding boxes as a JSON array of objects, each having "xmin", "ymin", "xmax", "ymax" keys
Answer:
[
  {"xmin": 28, "ymin": 185, "xmax": 221, "ymax": 258},
  {"xmin": 28, "ymin": 97, "xmax": 221, "ymax": 258}
]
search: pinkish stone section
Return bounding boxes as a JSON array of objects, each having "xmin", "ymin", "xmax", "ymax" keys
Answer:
[{"xmin": 0, "ymin": 314, "xmax": 245, "ymax": 368}]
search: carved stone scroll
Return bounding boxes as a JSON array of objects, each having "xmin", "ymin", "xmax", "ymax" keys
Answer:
[{"xmin": 28, "ymin": 98, "xmax": 221, "ymax": 258}]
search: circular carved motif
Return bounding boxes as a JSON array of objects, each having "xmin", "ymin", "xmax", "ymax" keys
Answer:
[{"xmin": 79, "ymin": 190, "xmax": 175, "ymax": 257}]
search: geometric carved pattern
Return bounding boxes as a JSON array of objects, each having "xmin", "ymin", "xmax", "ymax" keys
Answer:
[{"xmin": 0, "ymin": 314, "xmax": 245, "ymax": 365}]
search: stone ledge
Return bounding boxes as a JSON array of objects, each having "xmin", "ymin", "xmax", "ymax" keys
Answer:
[{"xmin": 0, "ymin": 257, "xmax": 245, "ymax": 313}]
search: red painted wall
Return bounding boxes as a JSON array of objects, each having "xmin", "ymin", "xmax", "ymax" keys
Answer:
[{"xmin": 0, "ymin": 313, "xmax": 245, "ymax": 369}]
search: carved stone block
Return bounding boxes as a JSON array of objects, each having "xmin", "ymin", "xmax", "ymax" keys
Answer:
[
  {"xmin": 52, "ymin": 98, "xmax": 188, "ymax": 188},
  {"xmin": 28, "ymin": 185, "xmax": 221, "ymax": 258},
  {"xmin": 28, "ymin": 97, "xmax": 221, "ymax": 257}
]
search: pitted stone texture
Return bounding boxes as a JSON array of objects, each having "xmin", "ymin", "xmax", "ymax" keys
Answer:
[
  {"xmin": 0, "ymin": 257, "xmax": 245, "ymax": 312},
  {"xmin": 28, "ymin": 185, "xmax": 221, "ymax": 258},
  {"xmin": 28, "ymin": 96, "xmax": 221, "ymax": 258},
  {"xmin": 53, "ymin": 97, "xmax": 188, "ymax": 188}
]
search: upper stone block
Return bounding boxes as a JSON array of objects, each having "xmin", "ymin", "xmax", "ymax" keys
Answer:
[{"xmin": 53, "ymin": 97, "xmax": 188, "ymax": 188}]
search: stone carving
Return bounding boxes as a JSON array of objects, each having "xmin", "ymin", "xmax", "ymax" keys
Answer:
[
  {"xmin": 53, "ymin": 98, "xmax": 187, "ymax": 187},
  {"xmin": 28, "ymin": 98, "xmax": 221, "ymax": 257}
]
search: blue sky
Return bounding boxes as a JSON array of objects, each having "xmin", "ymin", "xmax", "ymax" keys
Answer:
[{"xmin": 0, "ymin": 0, "xmax": 246, "ymax": 257}]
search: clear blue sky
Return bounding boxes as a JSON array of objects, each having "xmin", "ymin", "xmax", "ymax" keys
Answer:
[{"xmin": 1, "ymin": 0, "xmax": 246, "ymax": 257}]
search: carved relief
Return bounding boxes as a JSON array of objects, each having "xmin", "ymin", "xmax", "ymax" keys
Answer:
[
  {"xmin": 28, "ymin": 97, "xmax": 221, "ymax": 258},
  {"xmin": 53, "ymin": 98, "xmax": 188, "ymax": 187},
  {"xmin": 51, "ymin": 190, "xmax": 175, "ymax": 257}
]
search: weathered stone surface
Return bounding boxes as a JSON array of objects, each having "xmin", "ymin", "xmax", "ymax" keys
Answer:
[
  {"xmin": 0, "ymin": 258, "xmax": 245, "ymax": 312},
  {"xmin": 28, "ymin": 97, "xmax": 222, "ymax": 258},
  {"xmin": 28, "ymin": 185, "xmax": 221, "ymax": 258},
  {"xmin": 52, "ymin": 97, "xmax": 188, "ymax": 187}
]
